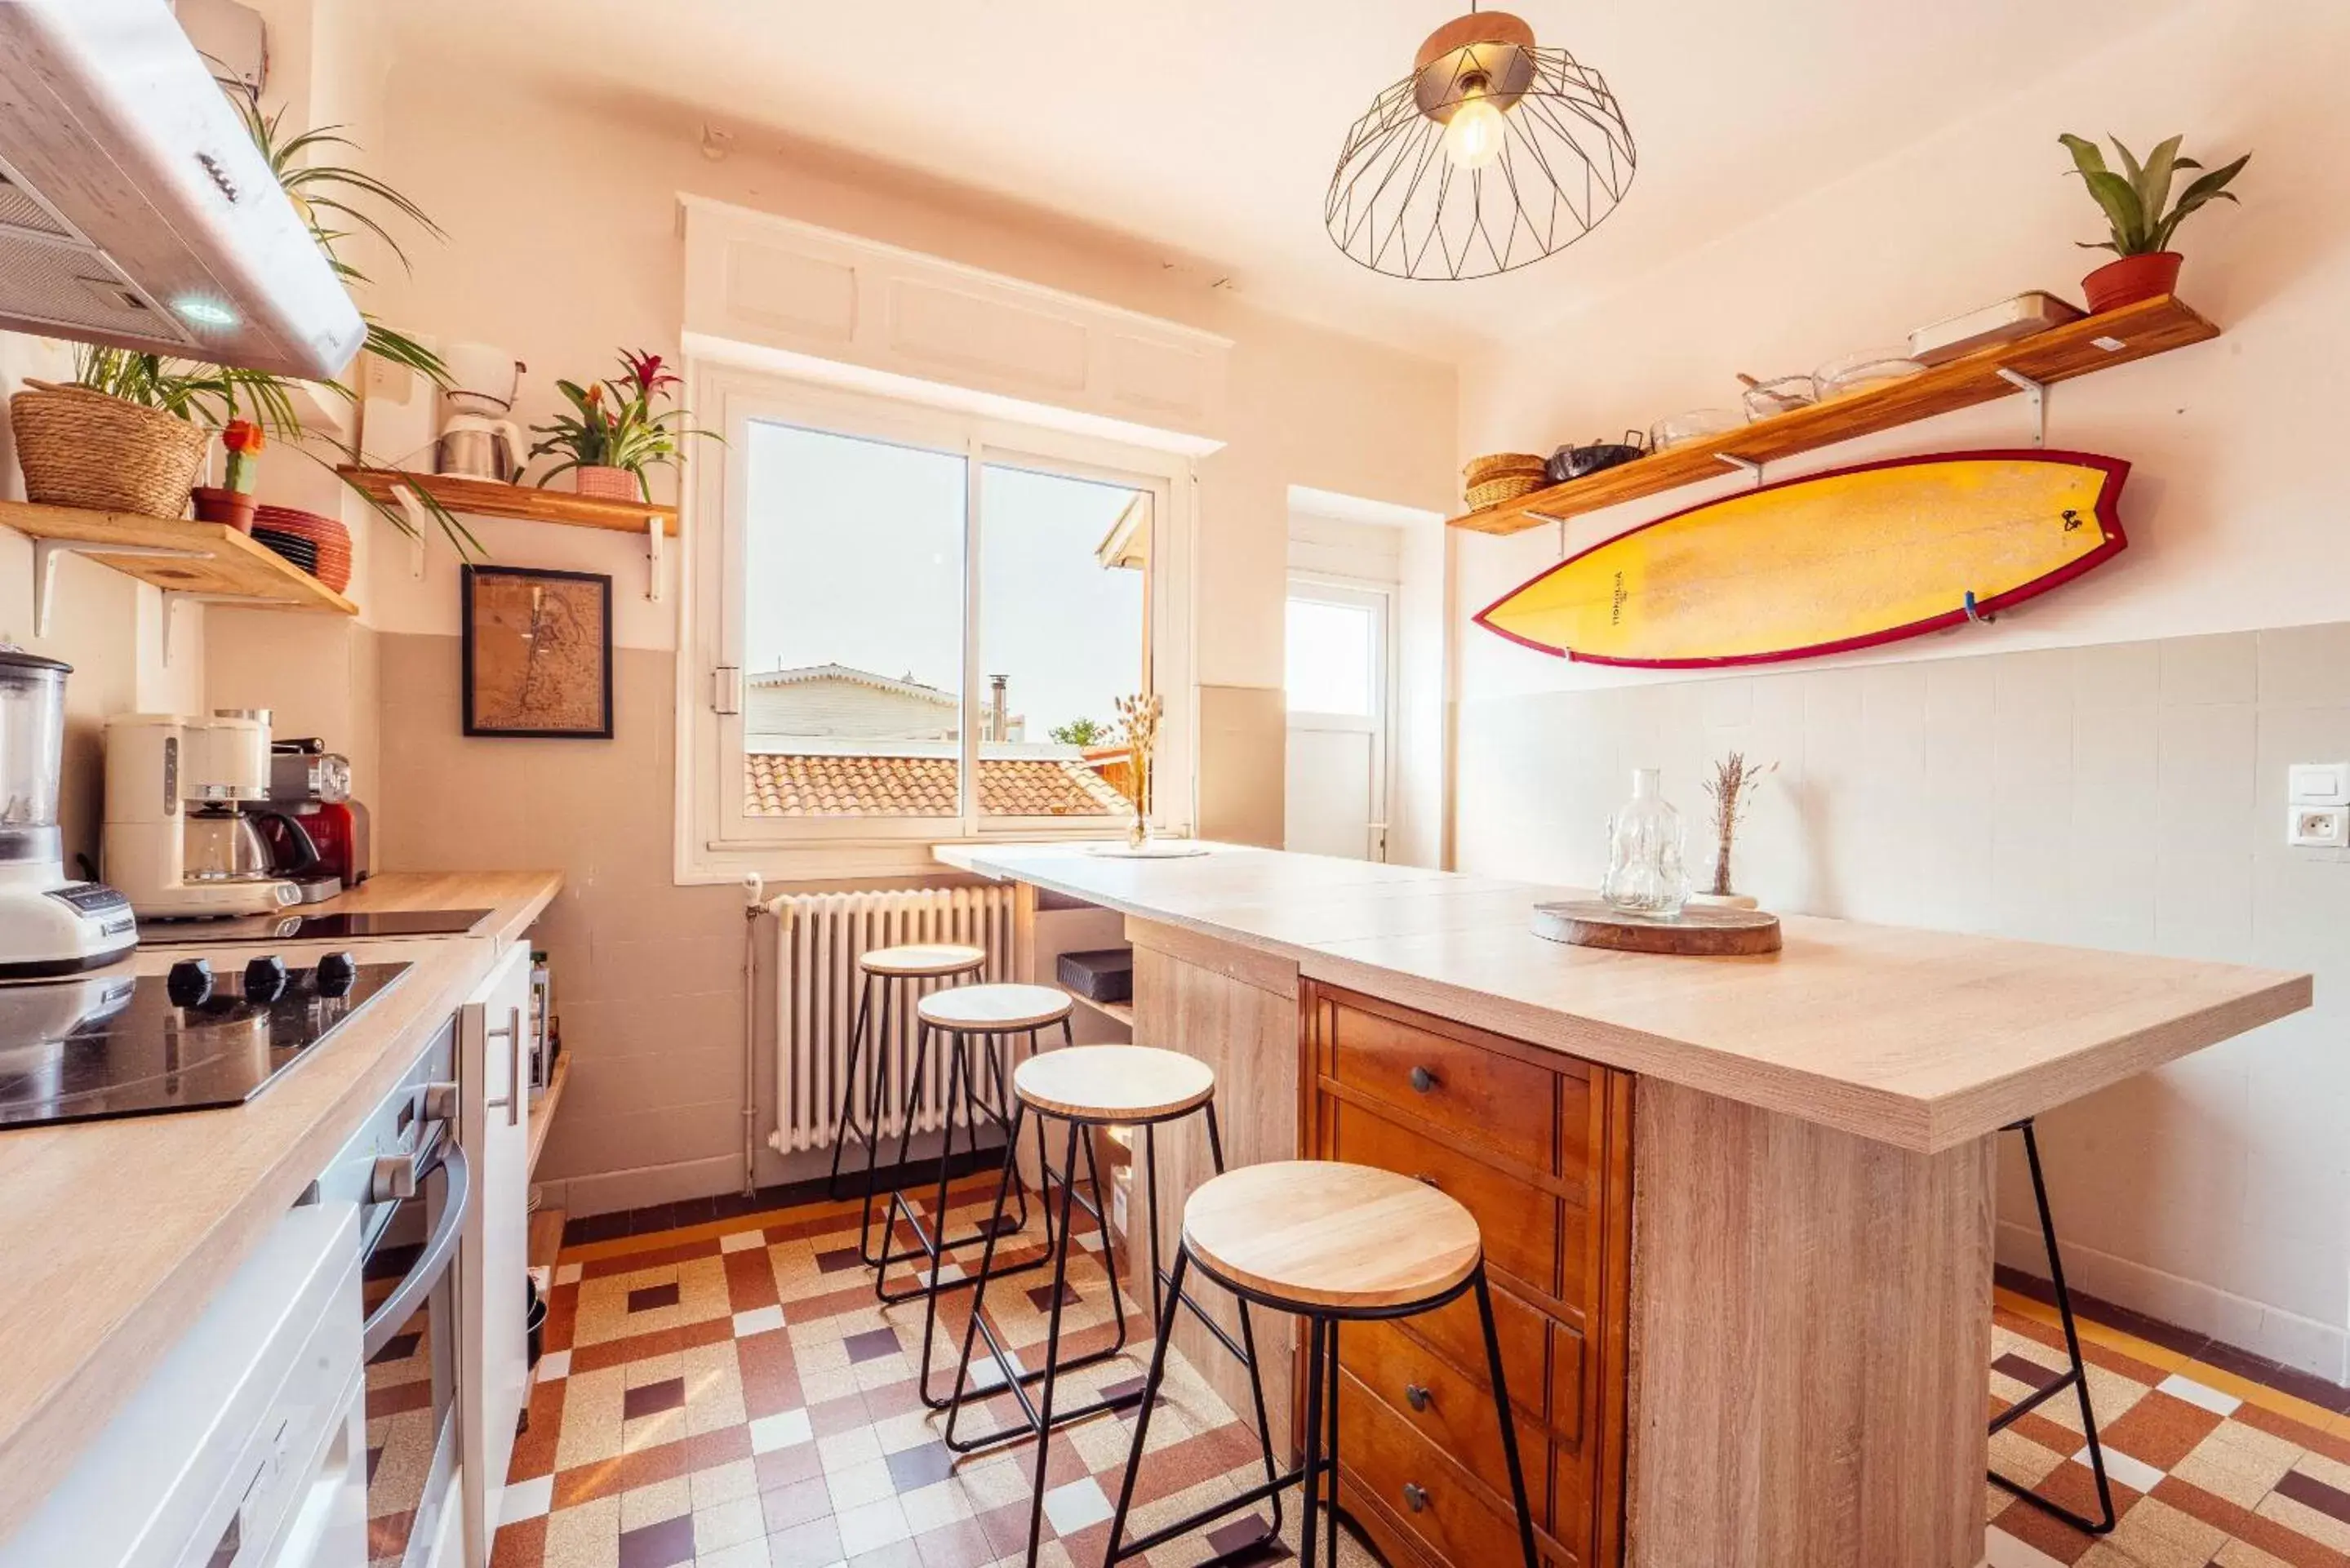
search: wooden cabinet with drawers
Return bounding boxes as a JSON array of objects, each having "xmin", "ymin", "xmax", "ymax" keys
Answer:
[{"xmin": 1301, "ymin": 982, "xmax": 1633, "ymax": 1568}]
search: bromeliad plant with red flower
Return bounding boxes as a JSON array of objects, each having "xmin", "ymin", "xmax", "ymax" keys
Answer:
[{"xmin": 528, "ymin": 349, "xmax": 717, "ymax": 501}]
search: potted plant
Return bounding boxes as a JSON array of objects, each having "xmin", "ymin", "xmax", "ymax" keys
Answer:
[
  {"xmin": 529, "ymin": 351, "xmax": 717, "ymax": 502},
  {"xmin": 2059, "ymin": 132, "xmax": 2250, "ymax": 313},
  {"xmin": 8, "ymin": 347, "xmax": 286, "ymax": 517},
  {"xmin": 192, "ymin": 419, "xmax": 266, "ymax": 531}
]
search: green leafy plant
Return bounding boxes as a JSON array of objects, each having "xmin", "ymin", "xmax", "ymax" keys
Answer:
[
  {"xmin": 2059, "ymin": 132, "xmax": 2250, "ymax": 255},
  {"xmin": 529, "ymin": 351, "xmax": 719, "ymax": 499},
  {"xmin": 1050, "ymin": 717, "xmax": 1108, "ymax": 747}
]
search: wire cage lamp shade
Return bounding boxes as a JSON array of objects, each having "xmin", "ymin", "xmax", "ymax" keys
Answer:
[{"xmin": 1326, "ymin": 8, "xmax": 1635, "ymax": 280}]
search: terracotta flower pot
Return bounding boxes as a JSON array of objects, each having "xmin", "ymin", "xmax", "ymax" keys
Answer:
[
  {"xmin": 2081, "ymin": 251, "xmax": 2183, "ymax": 314},
  {"xmin": 573, "ymin": 464, "xmax": 641, "ymax": 502},
  {"xmin": 189, "ymin": 486, "xmax": 257, "ymax": 533}
]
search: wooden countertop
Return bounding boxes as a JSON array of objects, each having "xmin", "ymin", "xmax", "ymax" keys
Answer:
[
  {"xmin": 0, "ymin": 871, "xmax": 562, "ymax": 1546},
  {"xmin": 936, "ymin": 844, "xmax": 2308, "ymax": 1154}
]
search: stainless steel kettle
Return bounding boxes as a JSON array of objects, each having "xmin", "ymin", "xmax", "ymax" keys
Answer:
[{"xmin": 435, "ymin": 413, "xmax": 527, "ymax": 482}]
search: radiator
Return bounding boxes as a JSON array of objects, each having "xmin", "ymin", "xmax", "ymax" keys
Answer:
[{"xmin": 763, "ymin": 885, "xmax": 1017, "ymax": 1155}]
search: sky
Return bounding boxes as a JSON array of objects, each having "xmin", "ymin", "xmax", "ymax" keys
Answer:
[{"xmin": 741, "ymin": 420, "xmax": 1144, "ymax": 737}]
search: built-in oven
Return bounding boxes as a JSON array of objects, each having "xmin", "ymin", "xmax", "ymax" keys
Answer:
[{"xmin": 328, "ymin": 1020, "xmax": 469, "ymax": 1568}]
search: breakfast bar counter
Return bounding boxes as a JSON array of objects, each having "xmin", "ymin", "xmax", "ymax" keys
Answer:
[{"xmin": 936, "ymin": 842, "xmax": 2309, "ymax": 1568}]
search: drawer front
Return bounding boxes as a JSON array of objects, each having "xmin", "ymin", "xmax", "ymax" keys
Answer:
[
  {"xmin": 1328, "ymin": 998, "xmax": 1557, "ymax": 1171},
  {"xmin": 1549, "ymin": 1321, "xmax": 1586, "ymax": 1446},
  {"xmin": 1331, "ymin": 1099, "xmax": 1560, "ymax": 1294},
  {"xmin": 1553, "ymin": 1437, "xmax": 1593, "ymax": 1562},
  {"xmin": 1398, "ymin": 1277, "xmax": 1550, "ymax": 1427},
  {"xmin": 1339, "ymin": 1317, "xmax": 1547, "ymax": 1509},
  {"xmin": 1339, "ymin": 1368, "xmax": 1539, "ymax": 1567}
]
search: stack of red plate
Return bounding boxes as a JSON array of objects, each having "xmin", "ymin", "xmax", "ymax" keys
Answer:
[{"xmin": 251, "ymin": 504, "xmax": 353, "ymax": 592}]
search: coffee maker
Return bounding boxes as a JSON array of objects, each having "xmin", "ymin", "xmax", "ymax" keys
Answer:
[
  {"xmin": 101, "ymin": 711, "xmax": 303, "ymax": 918},
  {"xmin": 0, "ymin": 650, "xmax": 136, "ymax": 976},
  {"xmin": 434, "ymin": 341, "xmax": 528, "ymax": 482}
]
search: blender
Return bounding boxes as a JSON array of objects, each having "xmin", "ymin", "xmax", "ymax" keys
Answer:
[{"xmin": 0, "ymin": 650, "xmax": 136, "ymax": 977}]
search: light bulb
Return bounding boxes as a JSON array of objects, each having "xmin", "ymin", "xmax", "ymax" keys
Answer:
[{"xmin": 1443, "ymin": 96, "xmax": 1507, "ymax": 169}]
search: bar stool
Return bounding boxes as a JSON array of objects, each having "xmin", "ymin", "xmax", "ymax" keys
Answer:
[
  {"xmin": 942, "ymin": 1045, "xmax": 1282, "ymax": 1568},
  {"xmin": 872, "ymin": 983, "xmax": 1074, "ymax": 1317},
  {"xmin": 824, "ymin": 942, "xmax": 986, "ymax": 1267},
  {"xmin": 1106, "ymin": 1160, "xmax": 1540, "ymax": 1568},
  {"xmin": 1989, "ymin": 1117, "xmax": 2117, "ymax": 1535}
]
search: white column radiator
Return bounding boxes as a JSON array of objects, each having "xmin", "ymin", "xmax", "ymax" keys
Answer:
[{"xmin": 762, "ymin": 885, "xmax": 1016, "ymax": 1155}]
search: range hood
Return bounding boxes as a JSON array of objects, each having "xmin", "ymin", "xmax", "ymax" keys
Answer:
[{"xmin": 0, "ymin": 1, "xmax": 365, "ymax": 380}]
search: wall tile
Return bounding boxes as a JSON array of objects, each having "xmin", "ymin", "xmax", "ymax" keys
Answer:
[
  {"xmin": 2157, "ymin": 705, "xmax": 2258, "ymax": 856},
  {"xmin": 2160, "ymin": 632, "xmax": 2259, "ymax": 706},
  {"xmin": 2073, "ymin": 640, "xmax": 2160, "ymax": 708},
  {"xmin": 2258, "ymin": 622, "xmax": 2350, "ymax": 708}
]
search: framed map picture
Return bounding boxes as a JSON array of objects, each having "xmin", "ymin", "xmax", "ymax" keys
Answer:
[{"xmin": 460, "ymin": 566, "xmax": 614, "ymax": 738}]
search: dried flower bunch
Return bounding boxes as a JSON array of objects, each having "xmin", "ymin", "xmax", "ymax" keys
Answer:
[
  {"xmin": 1702, "ymin": 751, "xmax": 1776, "ymax": 898},
  {"xmin": 1113, "ymin": 692, "xmax": 1163, "ymax": 847}
]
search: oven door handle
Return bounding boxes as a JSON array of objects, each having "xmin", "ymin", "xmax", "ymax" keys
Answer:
[{"xmin": 362, "ymin": 1141, "xmax": 471, "ymax": 1361}]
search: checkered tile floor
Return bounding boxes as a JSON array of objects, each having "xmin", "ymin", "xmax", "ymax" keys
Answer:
[{"xmin": 469, "ymin": 1174, "xmax": 2350, "ymax": 1568}]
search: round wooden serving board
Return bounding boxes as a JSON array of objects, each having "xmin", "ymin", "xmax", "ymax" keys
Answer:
[{"xmin": 1531, "ymin": 899, "xmax": 1782, "ymax": 956}]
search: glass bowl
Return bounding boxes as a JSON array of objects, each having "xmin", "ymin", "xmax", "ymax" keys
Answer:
[
  {"xmin": 1648, "ymin": 408, "xmax": 1742, "ymax": 451},
  {"xmin": 1815, "ymin": 350, "xmax": 1927, "ymax": 399},
  {"xmin": 1740, "ymin": 375, "xmax": 1818, "ymax": 420}
]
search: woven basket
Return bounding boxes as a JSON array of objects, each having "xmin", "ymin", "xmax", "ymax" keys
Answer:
[
  {"xmin": 252, "ymin": 504, "xmax": 352, "ymax": 593},
  {"xmin": 573, "ymin": 464, "xmax": 641, "ymax": 502},
  {"xmin": 1465, "ymin": 473, "xmax": 1548, "ymax": 510},
  {"xmin": 1462, "ymin": 451, "xmax": 1546, "ymax": 488},
  {"xmin": 8, "ymin": 381, "xmax": 209, "ymax": 517}
]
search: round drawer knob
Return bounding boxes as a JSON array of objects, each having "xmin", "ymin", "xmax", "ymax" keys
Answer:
[
  {"xmin": 1404, "ymin": 1383, "xmax": 1432, "ymax": 1412},
  {"xmin": 1402, "ymin": 1482, "xmax": 1431, "ymax": 1513},
  {"xmin": 1409, "ymin": 1064, "xmax": 1438, "ymax": 1094}
]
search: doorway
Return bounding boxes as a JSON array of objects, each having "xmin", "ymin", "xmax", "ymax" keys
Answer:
[{"xmin": 1284, "ymin": 579, "xmax": 1391, "ymax": 860}]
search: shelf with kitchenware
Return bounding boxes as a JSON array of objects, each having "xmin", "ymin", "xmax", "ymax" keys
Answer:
[
  {"xmin": 0, "ymin": 499, "xmax": 358, "ymax": 661},
  {"xmin": 1448, "ymin": 293, "xmax": 2220, "ymax": 536}
]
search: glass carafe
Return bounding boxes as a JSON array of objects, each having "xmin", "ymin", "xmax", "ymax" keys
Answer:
[{"xmin": 1601, "ymin": 767, "xmax": 1690, "ymax": 916}]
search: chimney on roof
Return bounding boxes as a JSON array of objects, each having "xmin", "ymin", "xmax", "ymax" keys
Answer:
[{"xmin": 988, "ymin": 674, "xmax": 1009, "ymax": 744}]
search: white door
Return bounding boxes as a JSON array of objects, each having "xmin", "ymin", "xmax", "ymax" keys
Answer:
[
  {"xmin": 1284, "ymin": 580, "xmax": 1391, "ymax": 861},
  {"xmin": 460, "ymin": 939, "xmax": 532, "ymax": 1566}
]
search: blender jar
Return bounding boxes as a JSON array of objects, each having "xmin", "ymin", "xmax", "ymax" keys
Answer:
[{"xmin": 0, "ymin": 651, "xmax": 70, "ymax": 864}]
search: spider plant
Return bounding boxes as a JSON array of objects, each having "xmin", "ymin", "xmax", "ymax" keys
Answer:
[
  {"xmin": 2059, "ymin": 132, "xmax": 2250, "ymax": 255},
  {"xmin": 529, "ymin": 351, "xmax": 719, "ymax": 500}
]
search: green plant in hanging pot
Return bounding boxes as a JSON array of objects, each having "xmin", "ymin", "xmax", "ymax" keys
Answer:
[
  {"xmin": 2059, "ymin": 132, "xmax": 2250, "ymax": 313},
  {"xmin": 529, "ymin": 351, "xmax": 719, "ymax": 502}
]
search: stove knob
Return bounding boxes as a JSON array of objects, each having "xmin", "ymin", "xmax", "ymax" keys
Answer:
[
  {"xmin": 315, "ymin": 952, "xmax": 358, "ymax": 998},
  {"xmin": 166, "ymin": 958, "xmax": 214, "ymax": 1007},
  {"xmin": 420, "ymin": 1082, "xmax": 460, "ymax": 1122},
  {"xmin": 242, "ymin": 955, "xmax": 289, "ymax": 1003},
  {"xmin": 370, "ymin": 1154, "xmax": 418, "ymax": 1203}
]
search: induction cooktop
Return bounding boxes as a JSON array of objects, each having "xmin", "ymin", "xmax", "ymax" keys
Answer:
[
  {"xmin": 0, "ymin": 955, "xmax": 408, "ymax": 1128},
  {"xmin": 146, "ymin": 908, "xmax": 491, "ymax": 944}
]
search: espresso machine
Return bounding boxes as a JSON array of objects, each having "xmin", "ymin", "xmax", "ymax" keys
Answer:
[
  {"xmin": 101, "ymin": 711, "xmax": 303, "ymax": 918},
  {"xmin": 260, "ymin": 737, "xmax": 371, "ymax": 896},
  {"xmin": 0, "ymin": 650, "xmax": 137, "ymax": 977}
]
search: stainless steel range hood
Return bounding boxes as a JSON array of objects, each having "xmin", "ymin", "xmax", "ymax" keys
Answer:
[{"xmin": 0, "ymin": 1, "xmax": 366, "ymax": 380}]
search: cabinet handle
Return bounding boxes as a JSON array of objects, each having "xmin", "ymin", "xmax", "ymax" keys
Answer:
[
  {"xmin": 1404, "ymin": 1383, "xmax": 1432, "ymax": 1413},
  {"xmin": 485, "ymin": 1005, "xmax": 522, "ymax": 1126},
  {"xmin": 1408, "ymin": 1064, "xmax": 1437, "ymax": 1094},
  {"xmin": 1402, "ymin": 1482, "xmax": 1430, "ymax": 1513}
]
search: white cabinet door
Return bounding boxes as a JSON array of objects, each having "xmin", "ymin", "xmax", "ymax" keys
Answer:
[{"xmin": 459, "ymin": 939, "xmax": 532, "ymax": 1566}]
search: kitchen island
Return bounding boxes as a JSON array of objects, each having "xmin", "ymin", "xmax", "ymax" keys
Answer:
[
  {"xmin": 937, "ymin": 842, "xmax": 2309, "ymax": 1568},
  {"xmin": 0, "ymin": 870, "xmax": 562, "ymax": 1549}
]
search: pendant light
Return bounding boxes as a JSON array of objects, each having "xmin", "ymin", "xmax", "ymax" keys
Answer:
[{"xmin": 1326, "ymin": 6, "xmax": 1635, "ymax": 280}]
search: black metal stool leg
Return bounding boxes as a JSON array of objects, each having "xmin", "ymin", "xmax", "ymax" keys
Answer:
[
  {"xmin": 1474, "ymin": 1267, "xmax": 1541, "ymax": 1567},
  {"xmin": 1299, "ymin": 1314, "xmax": 1327, "ymax": 1568},
  {"xmin": 1020, "ymin": 1117, "xmax": 1086, "ymax": 1568},
  {"xmin": 1204, "ymin": 1101, "xmax": 1285, "ymax": 1542},
  {"xmin": 1988, "ymin": 1117, "xmax": 2117, "ymax": 1535},
  {"xmin": 1103, "ymin": 1246, "xmax": 1189, "ymax": 1561},
  {"xmin": 825, "ymin": 973, "xmax": 874, "ymax": 1199},
  {"xmin": 868, "ymin": 1016, "xmax": 933, "ymax": 1279},
  {"xmin": 939, "ymin": 1109, "xmax": 1028, "ymax": 1422},
  {"xmin": 854, "ymin": 980, "xmax": 903, "ymax": 1265}
]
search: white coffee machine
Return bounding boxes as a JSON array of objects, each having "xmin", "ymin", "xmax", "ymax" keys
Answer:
[
  {"xmin": 0, "ymin": 650, "xmax": 137, "ymax": 976},
  {"xmin": 102, "ymin": 710, "xmax": 302, "ymax": 918}
]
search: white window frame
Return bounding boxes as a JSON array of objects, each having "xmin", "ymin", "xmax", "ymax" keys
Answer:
[{"xmin": 676, "ymin": 362, "xmax": 1197, "ymax": 884}]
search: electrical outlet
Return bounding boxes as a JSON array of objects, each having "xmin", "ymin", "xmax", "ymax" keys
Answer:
[{"xmin": 2290, "ymin": 805, "xmax": 2349, "ymax": 848}]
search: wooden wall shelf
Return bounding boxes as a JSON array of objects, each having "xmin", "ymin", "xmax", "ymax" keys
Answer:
[
  {"xmin": 1, "ymin": 502, "xmax": 357, "ymax": 663},
  {"xmin": 336, "ymin": 468, "xmax": 677, "ymax": 536},
  {"xmin": 1449, "ymin": 294, "xmax": 2220, "ymax": 535}
]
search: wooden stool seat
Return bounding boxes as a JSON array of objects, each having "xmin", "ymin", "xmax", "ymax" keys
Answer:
[
  {"xmin": 917, "ymin": 982, "xmax": 1074, "ymax": 1032},
  {"xmin": 1013, "ymin": 1045, "xmax": 1215, "ymax": 1122},
  {"xmin": 860, "ymin": 942, "xmax": 987, "ymax": 979},
  {"xmin": 1182, "ymin": 1161, "xmax": 1482, "ymax": 1312}
]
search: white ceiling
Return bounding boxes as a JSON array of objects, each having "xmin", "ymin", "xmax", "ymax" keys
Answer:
[{"xmin": 383, "ymin": 0, "xmax": 2188, "ymax": 358}]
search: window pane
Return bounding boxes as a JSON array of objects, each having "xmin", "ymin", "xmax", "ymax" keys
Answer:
[
  {"xmin": 740, "ymin": 421, "xmax": 965, "ymax": 818},
  {"xmin": 977, "ymin": 462, "xmax": 1145, "ymax": 819},
  {"xmin": 1286, "ymin": 597, "xmax": 1375, "ymax": 715}
]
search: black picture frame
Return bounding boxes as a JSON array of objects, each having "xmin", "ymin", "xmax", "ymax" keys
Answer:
[{"xmin": 460, "ymin": 565, "xmax": 615, "ymax": 739}]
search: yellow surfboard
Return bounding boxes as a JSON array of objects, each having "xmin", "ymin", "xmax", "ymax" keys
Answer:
[{"xmin": 1475, "ymin": 451, "xmax": 2129, "ymax": 668}]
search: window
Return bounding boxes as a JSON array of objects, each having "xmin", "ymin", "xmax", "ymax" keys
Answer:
[
  {"xmin": 687, "ymin": 369, "xmax": 1193, "ymax": 877},
  {"xmin": 1285, "ymin": 594, "xmax": 1378, "ymax": 716}
]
